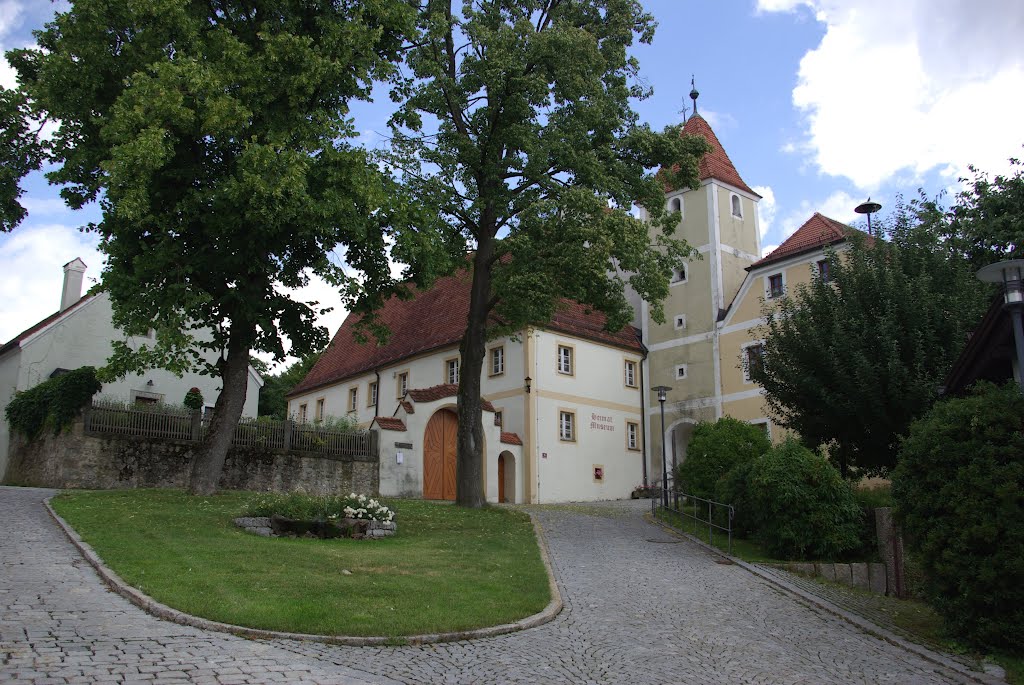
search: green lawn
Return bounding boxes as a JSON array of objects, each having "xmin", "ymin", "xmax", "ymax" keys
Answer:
[{"xmin": 51, "ymin": 489, "xmax": 550, "ymax": 637}]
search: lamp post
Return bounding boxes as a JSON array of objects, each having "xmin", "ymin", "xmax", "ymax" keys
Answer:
[
  {"xmin": 855, "ymin": 198, "xmax": 882, "ymax": 237},
  {"xmin": 977, "ymin": 259, "xmax": 1024, "ymax": 392},
  {"xmin": 652, "ymin": 385, "xmax": 671, "ymax": 508}
]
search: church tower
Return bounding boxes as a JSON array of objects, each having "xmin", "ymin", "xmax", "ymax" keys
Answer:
[{"xmin": 638, "ymin": 85, "xmax": 762, "ymax": 484}]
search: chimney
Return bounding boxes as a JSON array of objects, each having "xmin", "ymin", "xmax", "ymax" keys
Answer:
[{"xmin": 61, "ymin": 258, "xmax": 88, "ymax": 312}]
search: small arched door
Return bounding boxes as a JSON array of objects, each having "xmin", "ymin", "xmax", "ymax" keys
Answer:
[{"xmin": 423, "ymin": 409, "xmax": 458, "ymax": 500}]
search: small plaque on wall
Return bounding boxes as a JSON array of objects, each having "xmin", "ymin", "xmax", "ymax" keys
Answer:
[
  {"xmin": 593, "ymin": 465, "xmax": 604, "ymax": 483},
  {"xmin": 394, "ymin": 441, "xmax": 413, "ymax": 449}
]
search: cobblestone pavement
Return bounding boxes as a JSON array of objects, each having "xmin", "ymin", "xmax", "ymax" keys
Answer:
[{"xmin": 2, "ymin": 488, "xmax": 977, "ymax": 684}]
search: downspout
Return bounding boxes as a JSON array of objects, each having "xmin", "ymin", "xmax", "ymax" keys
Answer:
[
  {"xmin": 374, "ymin": 369, "xmax": 381, "ymax": 419},
  {"xmin": 639, "ymin": 349, "xmax": 649, "ymax": 488}
]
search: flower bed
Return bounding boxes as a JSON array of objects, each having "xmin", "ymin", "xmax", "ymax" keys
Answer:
[{"xmin": 238, "ymin": 492, "xmax": 396, "ymax": 539}]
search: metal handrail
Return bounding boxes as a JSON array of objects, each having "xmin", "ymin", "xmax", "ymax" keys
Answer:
[{"xmin": 652, "ymin": 477, "xmax": 735, "ymax": 555}]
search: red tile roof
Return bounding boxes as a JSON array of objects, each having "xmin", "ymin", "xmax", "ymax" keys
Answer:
[
  {"xmin": 405, "ymin": 384, "xmax": 496, "ymax": 412},
  {"xmin": 373, "ymin": 416, "xmax": 407, "ymax": 431},
  {"xmin": 750, "ymin": 213, "xmax": 863, "ymax": 269},
  {"xmin": 288, "ymin": 270, "xmax": 642, "ymax": 397},
  {"xmin": 680, "ymin": 114, "xmax": 758, "ymax": 197},
  {"xmin": 401, "ymin": 401, "xmax": 414, "ymax": 415},
  {"xmin": 0, "ymin": 295, "xmax": 95, "ymax": 356},
  {"xmin": 500, "ymin": 432, "xmax": 523, "ymax": 446}
]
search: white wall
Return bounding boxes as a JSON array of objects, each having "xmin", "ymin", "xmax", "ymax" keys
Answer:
[
  {"xmin": 529, "ymin": 330, "xmax": 644, "ymax": 502},
  {"xmin": 0, "ymin": 350, "xmax": 20, "ymax": 479}
]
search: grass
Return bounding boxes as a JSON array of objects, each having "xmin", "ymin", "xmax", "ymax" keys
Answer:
[
  {"xmin": 652, "ymin": 507, "xmax": 786, "ymax": 563},
  {"xmin": 51, "ymin": 489, "xmax": 550, "ymax": 637}
]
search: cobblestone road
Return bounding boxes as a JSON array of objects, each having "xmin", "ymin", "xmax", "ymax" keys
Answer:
[{"xmin": 1, "ymin": 487, "xmax": 975, "ymax": 684}]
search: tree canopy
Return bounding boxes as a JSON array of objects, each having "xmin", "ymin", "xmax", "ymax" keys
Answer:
[
  {"xmin": 751, "ymin": 194, "xmax": 989, "ymax": 476},
  {"xmin": 386, "ymin": 0, "xmax": 709, "ymax": 506},
  {"xmin": 257, "ymin": 352, "xmax": 322, "ymax": 420},
  {"xmin": 948, "ymin": 156, "xmax": 1024, "ymax": 269},
  {"xmin": 4, "ymin": 0, "xmax": 421, "ymax": 493}
]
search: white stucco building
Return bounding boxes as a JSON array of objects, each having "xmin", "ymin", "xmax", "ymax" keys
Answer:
[
  {"xmin": 0, "ymin": 258, "xmax": 263, "ymax": 480},
  {"xmin": 287, "ymin": 270, "xmax": 647, "ymax": 504}
]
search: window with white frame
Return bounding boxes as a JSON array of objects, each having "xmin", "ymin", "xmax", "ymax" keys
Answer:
[
  {"xmin": 731, "ymin": 193, "xmax": 742, "ymax": 218},
  {"xmin": 490, "ymin": 346, "xmax": 505, "ymax": 376},
  {"xmin": 766, "ymin": 272, "xmax": 785, "ymax": 299},
  {"xmin": 315, "ymin": 398, "xmax": 325, "ymax": 421},
  {"xmin": 743, "ymin": 342, "xmax": 766, "ymax": 383},
  {"xmin": 494, "ymin": 411, "xmax": 503, "ymax": 428},
  {"xmin": 671, "ymin": 263, "xmax": 687, "ymax": 284},
  {"xmin": 398, "ymin": 372, "xmax": 408, "ymax": 397},
  {"xmin": 817, "ymin": 259, "xmax": 831, "ymax": 283},
  {"xmin": 674, "ymin": 314, "xmax": 687, "ymax": 331},
  {"xmin": 368, "ymin": 381, "xmax": 378, "ymax": 407},
  {"xmin": 559, "ymin": 410, "xmax": 576, "ymax": 441},
  {"xmin": 624, "ymin": 359, "xmax": 638, "ymax": 388},
  {"xmin": 750, "ymin": 419, "xmax": 771, "ymax": 440},
  {"xmin": 627, "ymin": 421, "xmax": 640, "ymax": 450},
  {"xmin": 348, "ymin": 387, "xmax": 358, "ymax": 412},
  {"xmin": 299, "ymin": 404, "xmax": 308, "ymax": 423},
  {"xmin": 446, "ymin": 358, "xmax": 460, "ymax": 384},
  {"xmin": 557, "ymin": 345, "xmax": 574, "ymax": 375},
  {"xmin": 675, "ymin": 364, "xmax": 688, "ymax": 380}
]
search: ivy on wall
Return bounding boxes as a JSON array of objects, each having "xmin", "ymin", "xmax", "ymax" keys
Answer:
[{"xmin": 5, "ymin": 366, "xmax": 102, "ymax": 439}]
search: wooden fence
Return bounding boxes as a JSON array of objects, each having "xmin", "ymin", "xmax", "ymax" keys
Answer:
[{"xmin": 84, "ymin": 401, "xmax": 377, "ymax": 459}]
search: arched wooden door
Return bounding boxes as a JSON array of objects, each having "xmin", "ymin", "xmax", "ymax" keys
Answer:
[
  {"xmin": 423, "ymin": 409, "xmax": 458, "ymax": 500},
  {"xmin": 497, "ymin": 454, "xmax": 506, "ymax": 503}
]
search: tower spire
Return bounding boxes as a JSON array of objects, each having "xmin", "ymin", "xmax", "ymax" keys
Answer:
[{"xmin": 689, "ymin": 76, "xmax": 699, "ymax": 116}]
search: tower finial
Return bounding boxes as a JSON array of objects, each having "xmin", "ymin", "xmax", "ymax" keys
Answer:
[{"xmin": 689, "ymin": 75, "xmax": 699, "ymax": 116}]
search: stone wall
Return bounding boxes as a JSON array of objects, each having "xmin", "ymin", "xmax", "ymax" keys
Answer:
[{"xmin": 4, "ymin": 418, "xmax": 378, "ymax": 495}]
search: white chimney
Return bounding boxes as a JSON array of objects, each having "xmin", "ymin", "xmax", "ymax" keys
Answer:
[{"xmin": 60, "ymin": 258, "xmax": 88, "ymax": 312}]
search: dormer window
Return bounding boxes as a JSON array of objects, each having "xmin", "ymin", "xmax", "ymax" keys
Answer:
[{"xmin": 730, "ymin": 193, "xmax": 743, "ymax": 219}]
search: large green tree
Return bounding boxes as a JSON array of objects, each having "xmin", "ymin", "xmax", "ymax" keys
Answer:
[
  {"xmin": 948, "ymin": 157, "xmax": 1024, "ymax": 269},
  {"xmin": 751, "ymin": 195, "xmax": 989, "ymax": 476},
  {"xmin": 384, "ymin": 0, "xmax": 709, "ymax": 507},
  {"xmin": 5, "ymin": 0, "xmax": 421, "ymax": 494}
]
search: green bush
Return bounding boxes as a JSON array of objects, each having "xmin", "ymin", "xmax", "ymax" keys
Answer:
[
  {"xmin": 748, "ymin": 438, "xmax": 863, "ymax": 560},
  {"xmin": 243, "ymin": 492, "xmax": 395, "ymax": 522},
  {"xmin": 714, "ymin": 460, "xmax": 756, "ymax": 537},
  {"xmin": 675, "ymin": 417, "xmax": 771, "ymax": 499},
  {"xmin": 892, "ymin": 382, "xmax": 1024, "ymax": 650},
  {"xmin": 5, "ymin": 366, "xmax": 102, "ymax": 439}
]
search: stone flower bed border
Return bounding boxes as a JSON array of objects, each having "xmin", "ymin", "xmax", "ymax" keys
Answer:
[{"xmin": 233, "ymin": 515, "xmax": 396, "ymax": 539}]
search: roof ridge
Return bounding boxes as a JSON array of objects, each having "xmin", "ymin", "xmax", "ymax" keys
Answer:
[{"xmin": 680, "ymin": 114, "xmax": 758, "ymax": 197}]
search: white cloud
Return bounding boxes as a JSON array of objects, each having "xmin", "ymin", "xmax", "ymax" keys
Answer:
[
  {"xmin": 0, "ymin": 223, "xmax": 104, "ymax": 343},
  {"xmin": 761, "ymin": 244, "xmax": 779, "ymax": 258},
  {"xmin": 776, "ymin": 189, "xmax": 863, "ymax": 242},
  {"xmin": 699, "ymin": 109, "xmax": 737, "ymax": 132},
  {"xmin": 752, "ymin": 185, "xmax": 776, "ymax": 239},
  {"xmin": 758, "ymin": 0, "xmax": 1024, "ymax": 189}
]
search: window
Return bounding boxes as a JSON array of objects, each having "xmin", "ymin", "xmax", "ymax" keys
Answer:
[
  {"xmin": 445, "ymin": 358, "xmax": 460, "ymax": 384},
  {"xmin": 134, "ymin": 396, "xmax": 158, "ymax": 406},
  {"xmin": 368, "ymin": 381, "xmax": 378, "ymax": 407},
  {"xmin": 669, "ymin": 196, "xmax": 683, "ymax": 218},
  {"xmin": 626, "ymin": 421, "xmax": 640, "ymax": 450},
  {"xmin": 744, "ymin": 343, "xmax": 766, "ymax": 383},
  {"xmin": 299, "ymin": 404, "xmax": 308, "ymax": 423},
  {"xmin": 767, "ymin": 273, "xmax": 784, "ymax": 299},
  {"xmin": 750, "ymin": 419, "xmax": 771, "ymax": 440},
  {"xmin": 348, "ymin": 387, "xmax": 358, "ymax": 412},
  {"xmin": 490, "ymin": 346, "xmax": 505, "ymax": 376},
  {"xmin": 670, "ymin": 264, "xmax": 687, "ymax": 284},
  {"xmin": 494, "ymin": 411, "xmax": 503, "ymax": 428},
  {"xmin": 817, "ymin": 259, "xmax": 831, "ymax": 282},
  {"xmin": 557, "ymin": 345, "xmax": 574, "ymax": 375},
  {"xmin": 675, "ymin": 364, "xmax": 688, "ymax": 380},
  {"xmin": 315, "ymin": 398, "xmax": 325, "ymax": 421},
  {"xmin": 559, "ymin": 410, "xmax": 576, "ymax": 441},
  {"xmin": 624, "ymin": 360, "xmax": 638, "ymax": 388},
  {"xmin": 397, "ymin": 371, "xmax": 409, "ymax": 397},
  {"xmin": 731, "ymin": 193, "xmax": 742, "ymax": 218},
  {"xmin": 674, "ymin": 314, "xmax": 687, "ymax": 331}
]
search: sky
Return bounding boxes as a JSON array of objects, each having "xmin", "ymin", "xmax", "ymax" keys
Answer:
[{"xmin": 2, "ymin": 0, "xmax": 1023, "ymax": 364}]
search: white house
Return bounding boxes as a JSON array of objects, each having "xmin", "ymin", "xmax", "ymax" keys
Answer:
[
  {"xmin": 286, "ymin": 269, "xmax": 647, "ymax": 504},
  {"xmin": 0, "ymin": 258, "xmax": 264, "ymax": 480}
]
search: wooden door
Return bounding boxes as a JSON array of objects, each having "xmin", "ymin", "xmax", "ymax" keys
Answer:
[
  {"xmin": 497, "ymin": 454, "xmax": 506, "ymax": 503},
  {"xmin": 423, "ymin": 409, "xmax": 458, "ymax": 500}
]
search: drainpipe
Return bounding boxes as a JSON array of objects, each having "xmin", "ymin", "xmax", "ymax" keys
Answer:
[
  {"xmin": 639, "ymin": 350, "xmax": 649, "ymax": 488},
  {"xmin": 374, "ymin": 369, "xmax": 381, "ymax": 418}
]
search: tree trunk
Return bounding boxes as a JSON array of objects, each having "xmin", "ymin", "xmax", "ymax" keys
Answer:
[
  {"xmin": 188, "ymin": 328, "xmax": 252, "ymax": 495},
  {"xmin": 455, "ymin": 242, "xmax": 494, "ymax": 508}
]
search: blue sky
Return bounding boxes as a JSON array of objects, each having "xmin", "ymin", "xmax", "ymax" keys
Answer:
[{"xmin": 2, "ymin": 0, "xmax": 1023, "ymax": 355}]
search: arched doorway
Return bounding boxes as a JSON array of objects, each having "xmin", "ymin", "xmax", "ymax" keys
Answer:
[
  {"xmin": 423, "ymin": 409, "xmax": 458, "ymax": 500},
  {"xmin": 498, "ymin": 451, "xmax": 516, "ymax": 503},
  {"xmin": 666, "ymin": 419, "xmax": 696, "ymax": 483}
]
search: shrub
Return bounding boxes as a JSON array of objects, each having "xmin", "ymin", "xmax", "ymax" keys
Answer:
[
  {"xmin": 714, "ymin": 460, "xmax": 756, "ymax": 537},
  {"xmin": 243, "ymin": 492, "xmax": 395, "ymax": 522},
  {"xmin": 183, "ymin": 387, "xmax": 204, "ymax": 411},
  {"xmin": 675, "ymin": 417, "xmax": 771, "ymax": 499},
  {"xmin": 748, "ymin": 438, "xmax": 863, "ymax": 560},
  {"xmin": 892, "ymin": 382, "xmax": 1024, "ymax": 650},
  {"xmin": 5, "ymin": 366, "xmax": 102, "ymax": 439}
]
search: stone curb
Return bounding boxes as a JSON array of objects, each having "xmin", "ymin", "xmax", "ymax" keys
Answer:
[
  {"xmin": 45, "ymin": 497, "xmax": 563, "ymax": 647},
  {"xmin": 644, "ymin": 513, "xmax": 1003, "ymax": 685}
]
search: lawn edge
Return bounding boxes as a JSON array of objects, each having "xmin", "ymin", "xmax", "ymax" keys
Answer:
[
  {"xmin": 45, "ymin": 496, "xmax": 563, "ymax": 646},
  {"xmin": 644, "ymin": 512, "xmax": 1004, "ymax": 685}
]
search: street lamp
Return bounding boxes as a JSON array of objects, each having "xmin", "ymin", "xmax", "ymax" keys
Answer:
[
  {"xmin": 855, "ymin": 198, "xmax": 882, "ymax": 237},
  {"xmin": 977, "ymin": 259, "xmax": 1024, "ymax": 392},
  {"xmin": 651, "ymin": 385, "xmax": 671, "ymax": 508}
]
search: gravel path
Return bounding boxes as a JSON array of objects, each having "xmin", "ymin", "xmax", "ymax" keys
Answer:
[{"xmin": 1, "ymin": 487, "xmax": 975, "ymax": 684}]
